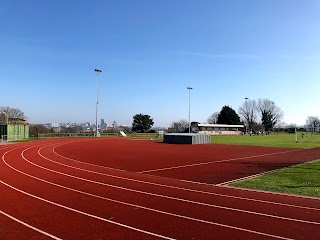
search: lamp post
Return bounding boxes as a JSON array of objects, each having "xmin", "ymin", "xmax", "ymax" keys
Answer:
[
  {"xmin": 187, "ymin": 87, "xmax": 193, "ymax": 133},
  {"xmin": 95, "ymin": 69, "xmax": 102, "ymax": 137},
  {"xmin": 245, "ymin": 97, "xmax": 249, "ymax": 134}
]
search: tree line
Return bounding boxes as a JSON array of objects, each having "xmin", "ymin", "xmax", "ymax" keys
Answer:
[
  {"xmin": 170, "ymin": 98, "xmax": 320, "ymax": 133},
  {"xmin": 207, "ymin": 98, "xmax": 284, "ymax": 132},
  {"xmin": 0, "ymin": 106, "xmax": 26, "ymax": 124},
  {"xmin": 3, "ymin": 104, "xmax": 319, "ymax": 135}
]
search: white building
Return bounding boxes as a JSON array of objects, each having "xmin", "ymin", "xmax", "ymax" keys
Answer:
[
  {"xmin": 51, "ymin": 122, "xmax": 60, "ymax": 128},
  {"xmin": 191, "ymin": 123, "xmax": 244, "ymax": 136}
]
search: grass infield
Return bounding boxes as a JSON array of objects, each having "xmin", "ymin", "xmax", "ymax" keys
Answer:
[
  {"xmin": 211, "ymin": 133, "xmax": 320, "ymax": 149},
  {"xmin": 230, "ymin": 160, "xmax": 320, "ymax": 198},
  {"xmin": 213, "ymin": 133, "xmax": 320, "ymax": 198}
]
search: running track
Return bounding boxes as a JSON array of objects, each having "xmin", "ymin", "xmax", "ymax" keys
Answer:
[{"xmin": 0, "ymin": 138, "xmax": 319, "ymax": 239}]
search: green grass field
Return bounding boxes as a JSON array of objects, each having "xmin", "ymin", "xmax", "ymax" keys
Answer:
[
  {"xmin": 213, "ymin": 133, "xmax": 320, "ymax": 198},
  {"xmin": 211, "ymin": 133, "xmax": 320, "ymax": 149},
  {"xmin": 230, "ymin": 160, "xmax": 320, "ymax": 198}
]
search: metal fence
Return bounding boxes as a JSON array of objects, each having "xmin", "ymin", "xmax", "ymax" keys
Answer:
[
  {"xmin": 1, "ymin": 134, "xmax": 23, "ymax": 142},
  {"xmin": 38, "ymin": 132, "xmax": 120, "ymax": 138},
  {"xmin": 38, "ymin": 132, "xmax": 95, "ymax": 138}
]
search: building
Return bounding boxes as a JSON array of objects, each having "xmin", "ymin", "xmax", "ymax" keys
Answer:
[
  {"xmin": 0, "ymin": 121, "xmax": 29, "ymax": 141},
  {"xmin": 100, "ymin": 118, "xmax": 106, "ymax": 129},
  {"xmin": 51, "ymin": 122, "xmax": 60, "ymax": 128},
  {"xmin": 191, "ymin": 123, "xmax": 244, "ymax": 136}
]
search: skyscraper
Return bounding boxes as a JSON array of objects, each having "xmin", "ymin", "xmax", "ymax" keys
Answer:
[{"xmin": 100, "ymin": 118, "xmax": 105, "ymax": 129}]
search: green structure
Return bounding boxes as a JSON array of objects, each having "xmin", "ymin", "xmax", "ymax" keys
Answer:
[{"xmin": 0, "ymin": 124, "xmax": 29, "ymax": 141}]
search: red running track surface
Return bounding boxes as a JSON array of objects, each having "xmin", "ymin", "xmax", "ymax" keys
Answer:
[{"xmin": 0, "ymin": 138, "xmax": 319, "ymax": 239}]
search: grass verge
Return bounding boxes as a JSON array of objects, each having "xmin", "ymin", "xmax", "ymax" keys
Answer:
[{"xmin": 230, "ymin": 160, "xmax": 320, "ymax": 198}]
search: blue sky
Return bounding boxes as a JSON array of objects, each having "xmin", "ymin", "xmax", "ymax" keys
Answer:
[{"xmin": 1, "ymin": 0, "xmax": 320, "ymax": 127}]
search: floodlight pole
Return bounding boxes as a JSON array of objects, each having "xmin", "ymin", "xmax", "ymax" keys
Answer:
[
  {"xmin": 187, "ymin": 87, "xmax": 193, "ymax": 133},
  {"xmin": 245, "ymin": 97, "xmax": 249, "ymax": 134},
  {"xmin": 95, "ymin": 69, "xmax": 102, "ymax": 137}
]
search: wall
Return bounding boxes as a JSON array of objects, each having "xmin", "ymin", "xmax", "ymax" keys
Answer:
[
  {"xmin": 199, "ymin": 130, "xmax": 243, "ymax": 136},
  {"xmin": 1, "ymin": 124, "xmax": 29, "ymax": 141}
]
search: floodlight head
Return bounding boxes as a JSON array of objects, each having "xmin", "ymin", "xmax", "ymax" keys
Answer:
[
  {"xmin": 187, "ymin": 87, "xmax": 193, "ymax": 90},
  {"xmin": 95, "ymin": 69, "xmax": 102, "ymax": 73},
  {"xmin": 245, "ymin": 97, "xmax": 249, "ymax": 100}
]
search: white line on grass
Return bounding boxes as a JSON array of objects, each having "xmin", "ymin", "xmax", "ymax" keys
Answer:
[{"xmin": 222, "ymin": 185, "xmax": 320, "ymax": 201}]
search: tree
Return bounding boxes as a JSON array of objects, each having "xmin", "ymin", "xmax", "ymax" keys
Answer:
[
  {"xmin": 132, "ymin": 113, "xmax": 154, "ymax": 133},
  {"xmin": 217, "ymin": 106, "xmax": 241, "ymax": 125},
  {"xmin": 238, "ymin": 99, "xmax": 257, "ymax": 131},
  {"xmin": 257, "ymin": 99, "xmax": 283, "ymax": 131},
  {"xmin": 0, "ymin": 106, "xmax": 26, "ymax": 124},
  {"xmin": 207, "ymin": 112, "xmax": 219, "ymax": 124},
  {"xmin": 29, "ymin": 124, "xmax": 50, "ymax": 137},
  {"xmin": 170, "ymin": 119, "xmax": 189, "ymax": 133},
  {"xmin": 251, "ymin": 123, "xmax": 264, "ymax": 133},
  {"xmin": 305, "ymin": 116, "xmax": 320, "ymax": 132},
  {"xmin": 261, "ymin": 111, "xmax": 273, "ymax": 131}
]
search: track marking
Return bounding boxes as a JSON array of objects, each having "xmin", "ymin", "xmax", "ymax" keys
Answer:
[
  {"xmin": 0, "ymin": 147, "xmax": 299, "ymax": 240},
  {"xmin": 0, "ymin": 210, "xmax": 62, "ymax": 240},
  {"xmin": 222, "ymin": 185, "xmax": 320, "ymax": 201},
  {"xmin": 217, "ymin": 159, "xmax": 320, "ymax": 187},
  {"xmin": 15, "ymin": 145, "xmax": 320, "ymax": 226},
  {"xmin": 216, "ymin": 169, "xmax": 292, "ymax": 187},
  {"xmin": 138, "ymin": 149, "xmax": 303, "ymax": 173},
  {"xmin": 42, "ymin": 144, "xmax": 320, "ymax": 211},
  {"xmin": 1, "ymin": 146, "xmax": 175, "ymax": 240},
  {"xmin": 52, "ymin": 143, "xmax": 127, "ymax": 172},
  {"xmin": 3, "ymin": 142, "xmax": 320, "ymax": 239},
  {"xmin": 2, "ymin": 154, "xmax": 297, "ymax": 240},
  {"xmin": 0, "ymin": 180, "xmax": 175, "ymax": 240},
  {"xmin": 52, "ymin": 140, "xmax": 320, "ymax": 201}
]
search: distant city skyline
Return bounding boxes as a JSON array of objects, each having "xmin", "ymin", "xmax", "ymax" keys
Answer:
[{"xmin": 1, "ymin": 1, "xmax": 319, "ymax": 127}]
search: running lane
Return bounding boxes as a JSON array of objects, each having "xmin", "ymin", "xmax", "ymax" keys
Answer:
[{"xmin": 0, "ymin": 139, "xmax": 319, "ymax": 239}]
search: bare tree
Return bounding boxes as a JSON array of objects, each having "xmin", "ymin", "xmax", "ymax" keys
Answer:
[
  {"xmin": 257, "ymin": 99, "xmax": 283, "ymax": 131},
  {"xmin": 207, "ymin": 112, "xmax": 219, "ymax": 124},
  {"xmin": 0, "ymin": 106, "xmax": 26, "ymax": 124},
  {"xmin": 170, "ymin": 119, "xmax": 189, "ymax": 133},
  {"xmin": 238, "ymin": 99, "xmax": 257, "ymax": 131},
  {"xmin": 305, "ymin": 116, "xmax": 320, "ymax": 132}
]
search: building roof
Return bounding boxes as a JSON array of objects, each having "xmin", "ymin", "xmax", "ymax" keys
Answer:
[
  {"xmin": 165, "ymin": 133, "xmax": 201, "ymax": 136},
  {"xmin": 197, "ymin": 124, "xmax": 244, "ymax": 128}
]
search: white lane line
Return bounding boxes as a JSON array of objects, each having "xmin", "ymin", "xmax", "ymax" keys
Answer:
[
  {"xmin": 52, "ymin": 143, "xmax": 223, "ymax": 188},
  {"xmin": 0, "ymin": 180, "xmax": 175, "ymax": 240},
  {"xmin": 19, "ymin": 146, "xmax": 320, "ymax": 226},
  {"xmin": 3, "ymin": 147, "xmax": 297, "ymax": 240},
  {"xmin": 217, "ymin": 159, "xmax": 320, "ymax": 187},
  {"xmin": 0, "ymin": 210, "xmax": 62, "ymax": 240},
  {"xmin": 1, "ymin": 148, "xmax": 175, "ymax": 240},
  {"xmin": 222, "ymin": 185, "xmax": 320, "ymax": 201},
  {"xmin": 43, "ymin": 145, "xmax": 320, "ymax": 211},
  {"xmin": 216, "ymin": 170, "xmax": 286, "ymax": 187},
  {"xmin": 0, "ymin": 180, "xmax": 295, "ymax": 240},
  {"xmin": 138, "ymin": 149, "xmax": 303, "ymax": 173},
  {"xmin": 52, "ymin": 140, "xmax": 128, "ymax": 172}
]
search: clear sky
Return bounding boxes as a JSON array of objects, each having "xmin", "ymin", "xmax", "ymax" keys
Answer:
[{"xmin": 1, "ymin": 0, "xmax": 320, "ymax": 127}]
